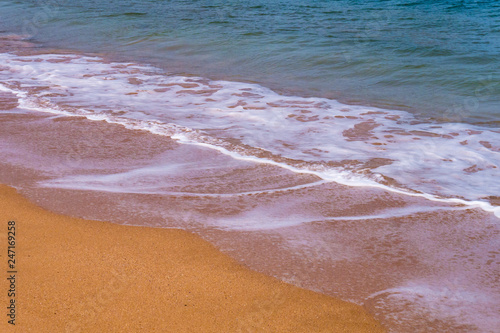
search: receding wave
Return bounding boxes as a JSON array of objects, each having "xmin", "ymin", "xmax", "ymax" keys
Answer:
[{"xmin": 0, "ymin": 51, "xmax": 499, "ymax": 218}]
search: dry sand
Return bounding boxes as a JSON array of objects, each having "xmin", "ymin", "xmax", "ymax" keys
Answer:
[{"xmin": 0, "ymin": 184, "xmax": 385, "ymax": 332}]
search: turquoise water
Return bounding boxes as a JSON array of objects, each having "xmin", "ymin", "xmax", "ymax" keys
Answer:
[{"xmin": 1, "ymin": 0, "xmax": 499, "ymax": 123}]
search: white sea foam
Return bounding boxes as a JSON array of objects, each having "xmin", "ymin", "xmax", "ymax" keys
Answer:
[
  {"xmin": 0, "ymin": 52, "xmax": 499, "ymax": 218},
  {"xmin": 40, "ymin": 167, "xmax": 329, "ymax": 197},
  {"xmin": 208, "ymin": 205, "xmax": 469, "ymax": 231},
  {"xmin": 367, "ymin": 281, "xmax": 500, "ymax": 332}
]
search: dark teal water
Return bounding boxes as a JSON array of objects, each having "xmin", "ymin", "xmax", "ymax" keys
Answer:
[{"xmin": 1, "ymin": 0, "xmax": 499, "ymax": 123}]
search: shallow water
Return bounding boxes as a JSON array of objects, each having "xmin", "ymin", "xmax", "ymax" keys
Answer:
[
  {"xmin": 0, "ymin": 0, "xmax": 499, "ymax": 121},
  {"xmin": 0, "ymin": 35, "xmax": 499, "ymax": 332},
  {"xmin": 0, "ymin": 49, "xmax": 499, "ymax": 213}
]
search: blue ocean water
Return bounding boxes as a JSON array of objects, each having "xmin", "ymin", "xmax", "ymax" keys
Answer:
[{"xmin": 1, "ymin": 0, "xmax": 499, "ymax": 123}]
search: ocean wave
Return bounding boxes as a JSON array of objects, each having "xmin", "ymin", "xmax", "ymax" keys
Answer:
[{"xmin": 0, "ymin": 51, "xmax": 499, "ymax": 218}]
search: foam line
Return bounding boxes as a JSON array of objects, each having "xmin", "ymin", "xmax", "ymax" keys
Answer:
[
  {"xmin": 1, "ymin": 66, "xmax": 499, "ymax": 219},
  {"xmin": 39, "ymin": 177, "xmax": 329, "ymax": 197},
  {"xmin": 173, "ymin": 134, "xmax": 500, "ymax": 218},
  {"xmin": 213, "ymin": 206, "xmax": 469, "ymax": 231}
]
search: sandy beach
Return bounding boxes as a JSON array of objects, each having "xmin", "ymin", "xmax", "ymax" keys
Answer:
[{"xmin": 0, "ymin": 184, "xmax": 384, "ymax": 332}]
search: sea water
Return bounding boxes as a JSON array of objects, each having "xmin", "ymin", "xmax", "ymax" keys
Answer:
[{"xmin": 0, "ymin": 1, "xmax": 499, "ymax": 332}]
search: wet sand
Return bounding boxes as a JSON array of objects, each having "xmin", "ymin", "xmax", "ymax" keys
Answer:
[
  {"xmin": 0, "ymin": 105, "xmax": 499, "ymax": 332},
  {"xmin": 0, "ymin": 184, "xmax": 385, "ymax": 332}
]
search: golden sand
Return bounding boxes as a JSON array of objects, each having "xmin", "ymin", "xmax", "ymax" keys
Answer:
[{"xmin": 0, "ymin": 184, "xmax": 385, "ymax": 332}]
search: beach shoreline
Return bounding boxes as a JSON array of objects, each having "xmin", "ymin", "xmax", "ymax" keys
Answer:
[
  {"xmin": 0, "ymin": 184, "xmax": 385, "ymax": 332},
  {"xmin": 0, "ymin": 33, "xmax": 498, "ymax": 332}
]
